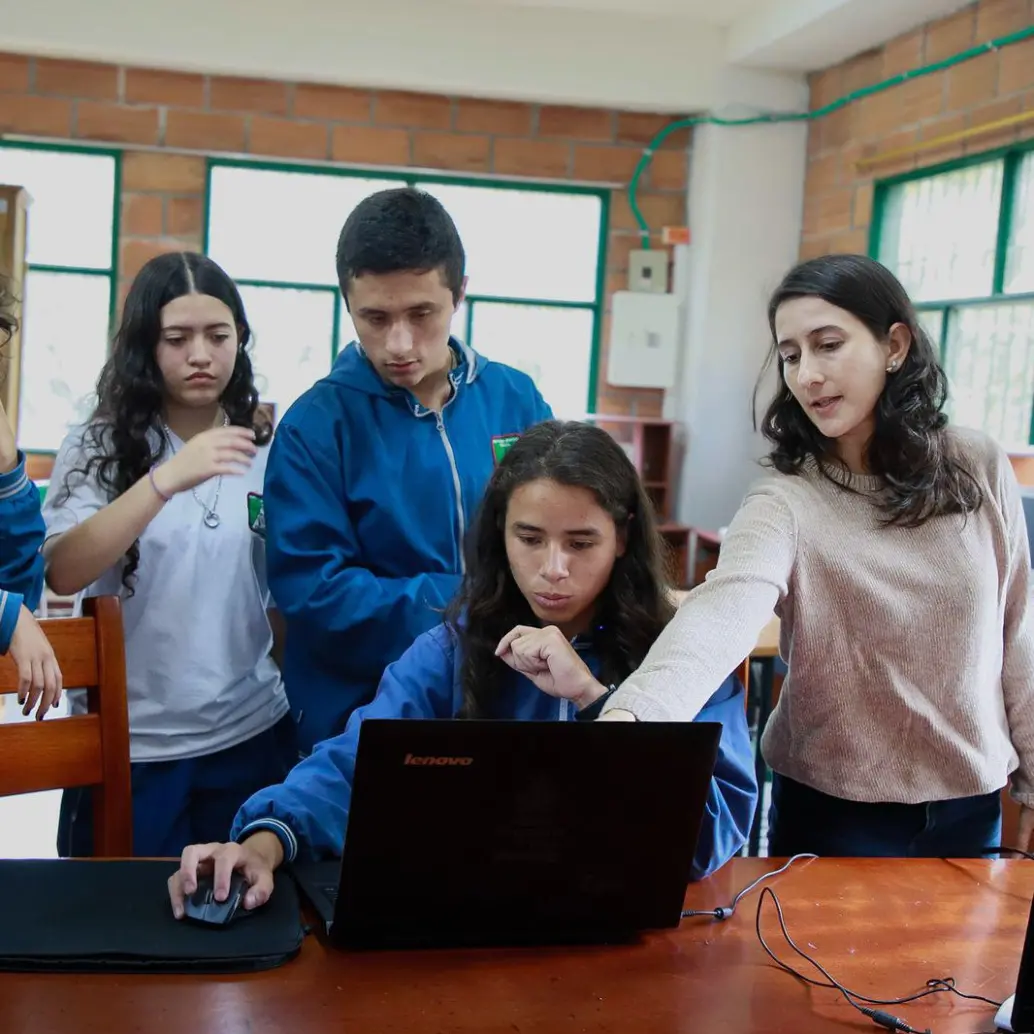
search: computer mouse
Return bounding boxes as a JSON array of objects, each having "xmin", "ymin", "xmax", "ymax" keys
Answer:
[{"xmin": 182, "ymin": 872, "xmax": 253, "ymax": 927}]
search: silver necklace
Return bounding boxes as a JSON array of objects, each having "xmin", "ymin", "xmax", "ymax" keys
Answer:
[{"xmin": 161, "ymin": 414, "xmax": 226, "ymax": 530}]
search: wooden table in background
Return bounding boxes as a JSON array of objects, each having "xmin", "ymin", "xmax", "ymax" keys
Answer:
[{"xmin": 1, "ymin": 858, "xmax": 1029, "ymax": 1034}]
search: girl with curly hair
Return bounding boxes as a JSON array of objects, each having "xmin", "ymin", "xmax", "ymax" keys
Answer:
[
  {"xmin": 43, "ymin": 252, "xmax": 296, "ymax": 858},
  {"xmin": 588, "ymin": 253, "xmax": 1034, "ymax": 860}
]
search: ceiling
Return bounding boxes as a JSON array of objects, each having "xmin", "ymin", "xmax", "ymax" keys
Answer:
[{"xmin": 455, "ymin": 0, "xmax": 770, "ymax": 26}]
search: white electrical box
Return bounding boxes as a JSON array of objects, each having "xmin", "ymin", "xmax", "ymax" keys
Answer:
[
  {"xmin": 607, "ymin": 291, "xmax": 680, "ymax": 389},
  {"xmin": 627, "ymin": 249, "xmax": 668, "ymax": 293}
]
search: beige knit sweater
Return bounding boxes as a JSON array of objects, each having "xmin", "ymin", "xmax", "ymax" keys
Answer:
[{"xmin": 605, "ymin": 427, "xmax": 1034, "ymax": 807}]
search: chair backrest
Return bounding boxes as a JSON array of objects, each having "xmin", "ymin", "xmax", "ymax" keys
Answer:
[{"xmin": 0, "ymin": 596, "xmax": 131, "ymax": 856}]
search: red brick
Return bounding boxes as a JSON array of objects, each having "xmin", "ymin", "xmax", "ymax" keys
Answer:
[
  {"xmin": 882, "ymin": 30, "xmax": 925, "ymax": 78},
  {"xmin": 249, "ymin": 116, "xmax": 328, "ymax": 159},
  {"xmin": 610, "ymin": 192, "xmax": 685, "ymax": 233},
  {"xmin": 572, "ymin": 145, "xmax": 640, "ymax": 183},
  {"xmin": 842, "ymin": 49, "xmax": 884, "ymax": 93},
  {"xmin": 816, "ymin": 105, "xmax": 853, "ymax": 150},
  {"xmin": 492, "ymin": 137, "xmax": 570, "ymax": 178},
  {"xmin": 647, "ymin": 149, "xmax": 688, "ymax": 191},
  {"xmin": 963, "ymin": 94, "xmax": 1025, "ymax": 151},
  {"xmin": 807, "ymin": 151, "xmax": 840, "ymax": 194},
  {"xmin": 859, "ymin": 130, "xmax": 920, "ymax": 178},
  {"xmin": 166, "ymin": 109, "xmax": 246, "ymax": 152},
  {"xmin": 122, "ymin": 193, "xmax": 164, "ymax": 236},
  {"xmin": 412, "ymin": 131, "xmax": 490, "ymax": 172},
  {"xmin": 454, "ymin": 98, "xmax": 533, "ymax": 136},
  {"xmin": 828, "ymin": 229, "xmax": 869, "ymax": 254},
  {"xmin": 331, "ymin": 124, "xmax": 411, "ymax": 166},
  {"xmin": 975, "ymin": 0, "xmax": 1032, "ymax": 43},
  {"xmin": 0, "ymin": 53, "xmax": 30, "ymax": 93},
  {"xmin": 799, "ymin": 236, "xmax": 833, "ymax": 261},
  {"xmin": 918, "ymin": 110, "xmax": 967, "ymax": 140},
  {"xmin": 35, "ymin": 58, "xmax": 117, "ymax": 100},
  {"xmin": 125, "ymin": 68, "xmax": 205, "ymax": 107},
  {"xmin": 539, "ymin": 105, "xmax": 613, "ymax": 141},
  {"xmin": 166, "ymin": 196, "xmax": 204, "ymax": 238},
  {"xmin": 947, "ymin": 51, "xmax": 999, "ymax": 110},
  {"xmin": 925, "ymin": 7, "xmax": 976, "ymax": 63},
  {"xmin": 120, "ymin": 238, "xmax": 185, "ymax": 281},
  {"xmin": 1000, "ymin": 37, "xmax": 1034, "ymax": 95},
  {"xmin": 810, "ymin": 67, "xmax": 844, "ymax": 111},
  {"xmin": 0, "ymin": 94, "xmax": 72, "ymax": 138},
  {"xmin": 852, "ymin": 183, "xmax": 874, "ymax": 229},
  {"xmin": 615, "ymin": 111, "xmax": 689, "ymax": 149},
  {"xmin": 607, "ymin": 232, "xmax": 659, "ymax": 271},
  {"xmin": 76, "ymin": 102, "xmax": 159, "ymax": 145},
  {"xmin": 293, "ymin": 83, "xmax": 371, "ymax": 122},
  {"xmin": 209, "ymin": 76, "xmax": 288, "ymax": 115},
  {"xmin": 375, "ymin": 91, "xmax": 451, "ymax": 130},
  {"xmin": 806, "ymin": 188, "xmax": 854, "ymax": 236},
  {"xmin": 121, "ymin": 152, "xmax": 206, "ymax": 192}
]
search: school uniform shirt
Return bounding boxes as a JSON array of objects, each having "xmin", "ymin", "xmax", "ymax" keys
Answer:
[
  {"xmin": 232, "ymin": 624, "xmax": 758, "ymax": 881},
  {"xmin": 43, "ymin": 424, "xmax": 290, "ymax": 763},
  {"xmin": 0, "ymin": 453, "xmax": 45, "ymax": 652},
  {"xmin": 265, "ymin": 338, "xmax": 553, "ymax": 752}
]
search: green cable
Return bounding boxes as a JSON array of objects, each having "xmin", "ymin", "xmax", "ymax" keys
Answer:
[{"xmin": 629, "ymin": 24, "xmax": 1034, "ymax": 246}]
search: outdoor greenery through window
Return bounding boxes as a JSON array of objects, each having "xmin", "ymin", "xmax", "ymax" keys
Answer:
[
  {"xmin": 0, "ymin": 142, "xmax": 119, "ymax": 453},
  {"xmin": 204, "ymin": 160, "xmax": 608, "ymax": 422},
  {"xmin": 873, "ymin": 140, "xmax": 1034, "ymax": 449}
]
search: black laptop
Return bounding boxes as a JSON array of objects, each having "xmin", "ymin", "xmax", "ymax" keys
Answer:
[
  {"xmin": 996, "ymin": 887, "xmax": 1034, "ymax": 1031},
  {"xmin": 290, "ymin": 718, "xmax": 723, "ymax": 949}
]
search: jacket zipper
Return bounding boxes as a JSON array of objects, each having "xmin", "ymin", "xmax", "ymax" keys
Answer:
[{"xmin": 434, "ymin": 404, "xmax": 466, "ymax": 575}]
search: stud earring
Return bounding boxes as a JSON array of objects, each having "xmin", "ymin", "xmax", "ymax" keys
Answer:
[{"xmin": 887, "ymin": 361, "xmax": 898, "ymax": 372}]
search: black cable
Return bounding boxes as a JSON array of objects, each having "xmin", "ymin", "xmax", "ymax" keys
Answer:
[
  {"xmin": 681, "ymin": 853, "xmax": 818, "ymax": 920},
  {"xmin": 754, "ymin": 886, "xmax": 1003, "ymax": 1032},
  {"xmin": 981, "ymin": 845, "xmax": 1034, "ymax": 862}
]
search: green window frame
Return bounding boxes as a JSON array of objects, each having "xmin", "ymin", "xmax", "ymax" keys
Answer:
[
  {"xmin": 0, "ymin": 139, "xmax": 121, "ymax": 457},
  {"xmin": 202, "ymin": 157, "xmax": 609, "ymax": 419},
  {"xmin": 870, "ymin": 137, "xmax": 1034, "ymax": 447}
]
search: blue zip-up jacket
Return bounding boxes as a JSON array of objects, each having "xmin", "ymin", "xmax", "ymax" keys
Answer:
[
  {"xmin": 0, "ymin": 453, "xmax": 45, "ymax": 653},
  {"xmin": 265, "ymin": 339, "xmax": 553, "ymax": 752},
  {"xmin": 233, "ymin": 625, "xmax": 758, "ymax": 880}
]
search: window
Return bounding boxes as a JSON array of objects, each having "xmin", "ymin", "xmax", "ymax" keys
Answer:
[
  {"xmin": 205, "ymin": 161, "xmax": 607, "ymax": 420},
  {"xmin": 0, "ymin": 143, "xmax": 119, "ymax": 453},
  {"xmin": 872, "ymin": 140, "xmax": 1034, "ymax": 448}
]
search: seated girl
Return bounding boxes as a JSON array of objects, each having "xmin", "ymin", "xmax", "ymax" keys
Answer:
[{"xmin": 168, "ymin": 420, "xmax": 756, "ymax": 915}]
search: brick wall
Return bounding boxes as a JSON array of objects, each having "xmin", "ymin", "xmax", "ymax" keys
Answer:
[
  {"xmin": 0, "ymin": 52, "xmax": 691, "ymax": 417},
  {"xmin": 800, "ymin": 0, "xmax": 1034, "ymax": 259}
]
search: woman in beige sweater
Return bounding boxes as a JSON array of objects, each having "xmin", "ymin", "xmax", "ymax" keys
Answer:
[{"xmin": 538, "ymin": 253, "xmax": 1032, "ymax": 858}]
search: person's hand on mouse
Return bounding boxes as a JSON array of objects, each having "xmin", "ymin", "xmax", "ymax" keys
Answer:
[
  {"xmin": 168, "ymin": 831, "xmax": 284, "ymax": 919},
  {"xmin": 495, "ymin": 625, "xmax": 608, "ymax": 712}
]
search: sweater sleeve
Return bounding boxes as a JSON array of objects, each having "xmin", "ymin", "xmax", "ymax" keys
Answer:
[
  {"xmin": 604, "ymin": 481, "xmax": 798, "ymax": 722},
  {"xmin": 995, "ymin": 457, "xmax": 1034, "ymax": 806}
]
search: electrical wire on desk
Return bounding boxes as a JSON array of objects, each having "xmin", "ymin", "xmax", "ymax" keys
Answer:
[
  {"xmin": 982, "ymin": 846, "xmax": 1034, "ymax": 862},
  {"xmin": 681, "ymin": 853, "xmax": 818, "ymax": 921}
]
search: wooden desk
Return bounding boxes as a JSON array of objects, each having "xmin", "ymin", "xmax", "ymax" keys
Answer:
[{"xmin": 0, "ymin": 858, "xmax": 1028, "ymax": 1034}]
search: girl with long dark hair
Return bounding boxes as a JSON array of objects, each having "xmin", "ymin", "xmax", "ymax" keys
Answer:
[
  {"xmin": 588, "ymin": 253, "xmax": 1033, "ymax": 859},
  {"xmin": 43, "ymin": 251, "xmax": 296, "ymax": 858},
  {"xmin": 167, "ymin": 420, "xmax": 756, "ymax": 913}
]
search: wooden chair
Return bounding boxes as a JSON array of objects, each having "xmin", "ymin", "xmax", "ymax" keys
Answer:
[{"xmin": 0, "ymin": 595, "xmax": 131, "ymax": 856}]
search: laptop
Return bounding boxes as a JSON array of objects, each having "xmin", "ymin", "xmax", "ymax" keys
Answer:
[
  {"xmin": 291, "ymin": 718, "xmax": 723, "ymax": 949},
  {"xmin": 996, "ymin": 888, "xmax": 1034, "ymax": 1031}
]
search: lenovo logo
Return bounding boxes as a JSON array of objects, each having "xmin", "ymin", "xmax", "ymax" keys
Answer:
[{"xmin": 403, "ymin": 753, "xmax": 474, "ymax": 767}]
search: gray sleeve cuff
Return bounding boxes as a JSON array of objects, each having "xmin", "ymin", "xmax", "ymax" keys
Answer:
[{"xmin": 235, "ymin": 818, "xmax": 298, "ymax": 863}]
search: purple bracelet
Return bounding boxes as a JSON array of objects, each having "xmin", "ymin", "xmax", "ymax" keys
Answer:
[{"xmin": 148, "ymin": 467, "xmax": 171, "ymax": 503}]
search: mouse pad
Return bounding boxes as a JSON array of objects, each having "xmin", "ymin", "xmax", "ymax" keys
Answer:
[{"xmin": 0, "ymin": 859, "xmax": 305, "ymax": 973}]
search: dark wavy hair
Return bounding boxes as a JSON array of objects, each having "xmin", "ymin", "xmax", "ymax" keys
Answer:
[
  {"xmin": 755, "ymin": 253, "xmax": 982, "ymax": 526},
  {"xmin": 0, "ymin": 275, "xmax": 18, "ymax": 392},
  {"xmin": 63, "ymin": 251, "xmax": 269, "ymax": 592},
  {"xmin": 447, "ymin": 420, "xmax": 674, "ymax": 719}
]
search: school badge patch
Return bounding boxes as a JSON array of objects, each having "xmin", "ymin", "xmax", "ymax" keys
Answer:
[
  {"xmin": 491, "ymin": 433, "xmax": 520, "ymax": 466},
  {"xmin": 247, "ymin": 492, "xmax": 266, "ymax": 537}
]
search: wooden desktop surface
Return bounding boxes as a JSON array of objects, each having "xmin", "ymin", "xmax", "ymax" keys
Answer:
[{"xmin": 2, "ymin": 858, "xmax": 1030, "ymax": 1034}]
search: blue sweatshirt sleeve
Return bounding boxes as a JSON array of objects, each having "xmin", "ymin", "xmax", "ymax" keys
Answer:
[
  {"xmin": 0, "ymin": 453, "xmax": 45, "ymax": 654},
  {"xmin": 231, "ymin": 626, "xmax": 459, "ymax": 859},
  {"xmin": 689, "ymin": 673, "xmax": 757, "ymax": 880},
  {"xmin": 265, "ymin": 421, "xmax": 462, "ymax": 679}
]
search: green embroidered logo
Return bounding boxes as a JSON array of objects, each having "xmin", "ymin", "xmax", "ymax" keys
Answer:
[
  {"xmin": 247, "ymin": 492, "xmax": 266, "ymax": 537},
  {"xmin": 491, "ymin": 434, "xmax": 520, "ymax": 465}
]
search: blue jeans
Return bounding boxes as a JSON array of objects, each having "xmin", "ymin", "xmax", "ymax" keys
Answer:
[
  {"xmin": 768, "ymin": 773, "xmax": 1002, "ymax": 858},
  {"xmin": 57, "ymin": 714, "xmax": 299, "ymax": 858}
]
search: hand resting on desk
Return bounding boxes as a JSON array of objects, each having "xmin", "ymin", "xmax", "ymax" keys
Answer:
[{"xmin": 168, "ymin": 831, "xmax": 285, "ymax": 919}]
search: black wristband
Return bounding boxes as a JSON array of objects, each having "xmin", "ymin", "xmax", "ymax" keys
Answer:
[{"xmin": 576, "ymin": 685, "xmax": 617, "ymax": 721}]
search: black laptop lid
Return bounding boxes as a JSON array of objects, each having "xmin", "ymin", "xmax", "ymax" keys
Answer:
[
  {"xmin": 332, "ymin": 719, "xmax": 722, "ymax": 948},
  {"xmin": 1010, "ymin": 891, "xmax": 1034, "ymax": 1031}
]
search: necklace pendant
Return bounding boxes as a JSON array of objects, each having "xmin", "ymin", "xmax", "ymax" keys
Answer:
[{"xmin": 203, "ymin": 510, "xmax": 221, "ymax": 530}]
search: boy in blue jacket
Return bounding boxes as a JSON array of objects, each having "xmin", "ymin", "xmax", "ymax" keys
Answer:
[
  {"xmin": 169, "ymin": 422, "xmax": 757, "ymax": 913},
  {"xmin": 0, "ymin": 284, "xmax": 61, "ymax": 718},
  {"xmin": 264, "ymin": 187, "xmax": 552, "ymax": 752}
]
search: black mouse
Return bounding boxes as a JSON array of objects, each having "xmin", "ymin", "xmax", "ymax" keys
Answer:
[{"xmin": 182, "ymin": 872, "xmax": 253, "ymax": 927}]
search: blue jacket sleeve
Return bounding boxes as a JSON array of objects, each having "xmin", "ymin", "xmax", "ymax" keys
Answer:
[
  {"xmin": 231, "ymin": 626, "xmax": 460, "ymax": 859},
  {"xmin": 0, "ymin": 453, "xmax": 45, "ymax": 653},
  {"xmin": 689, "ymin": 673, "xmax": 757, "ymax": 880},
  {"xmin": 264, "ymin": 421, "xmax": 461, "ymax": 678}
]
